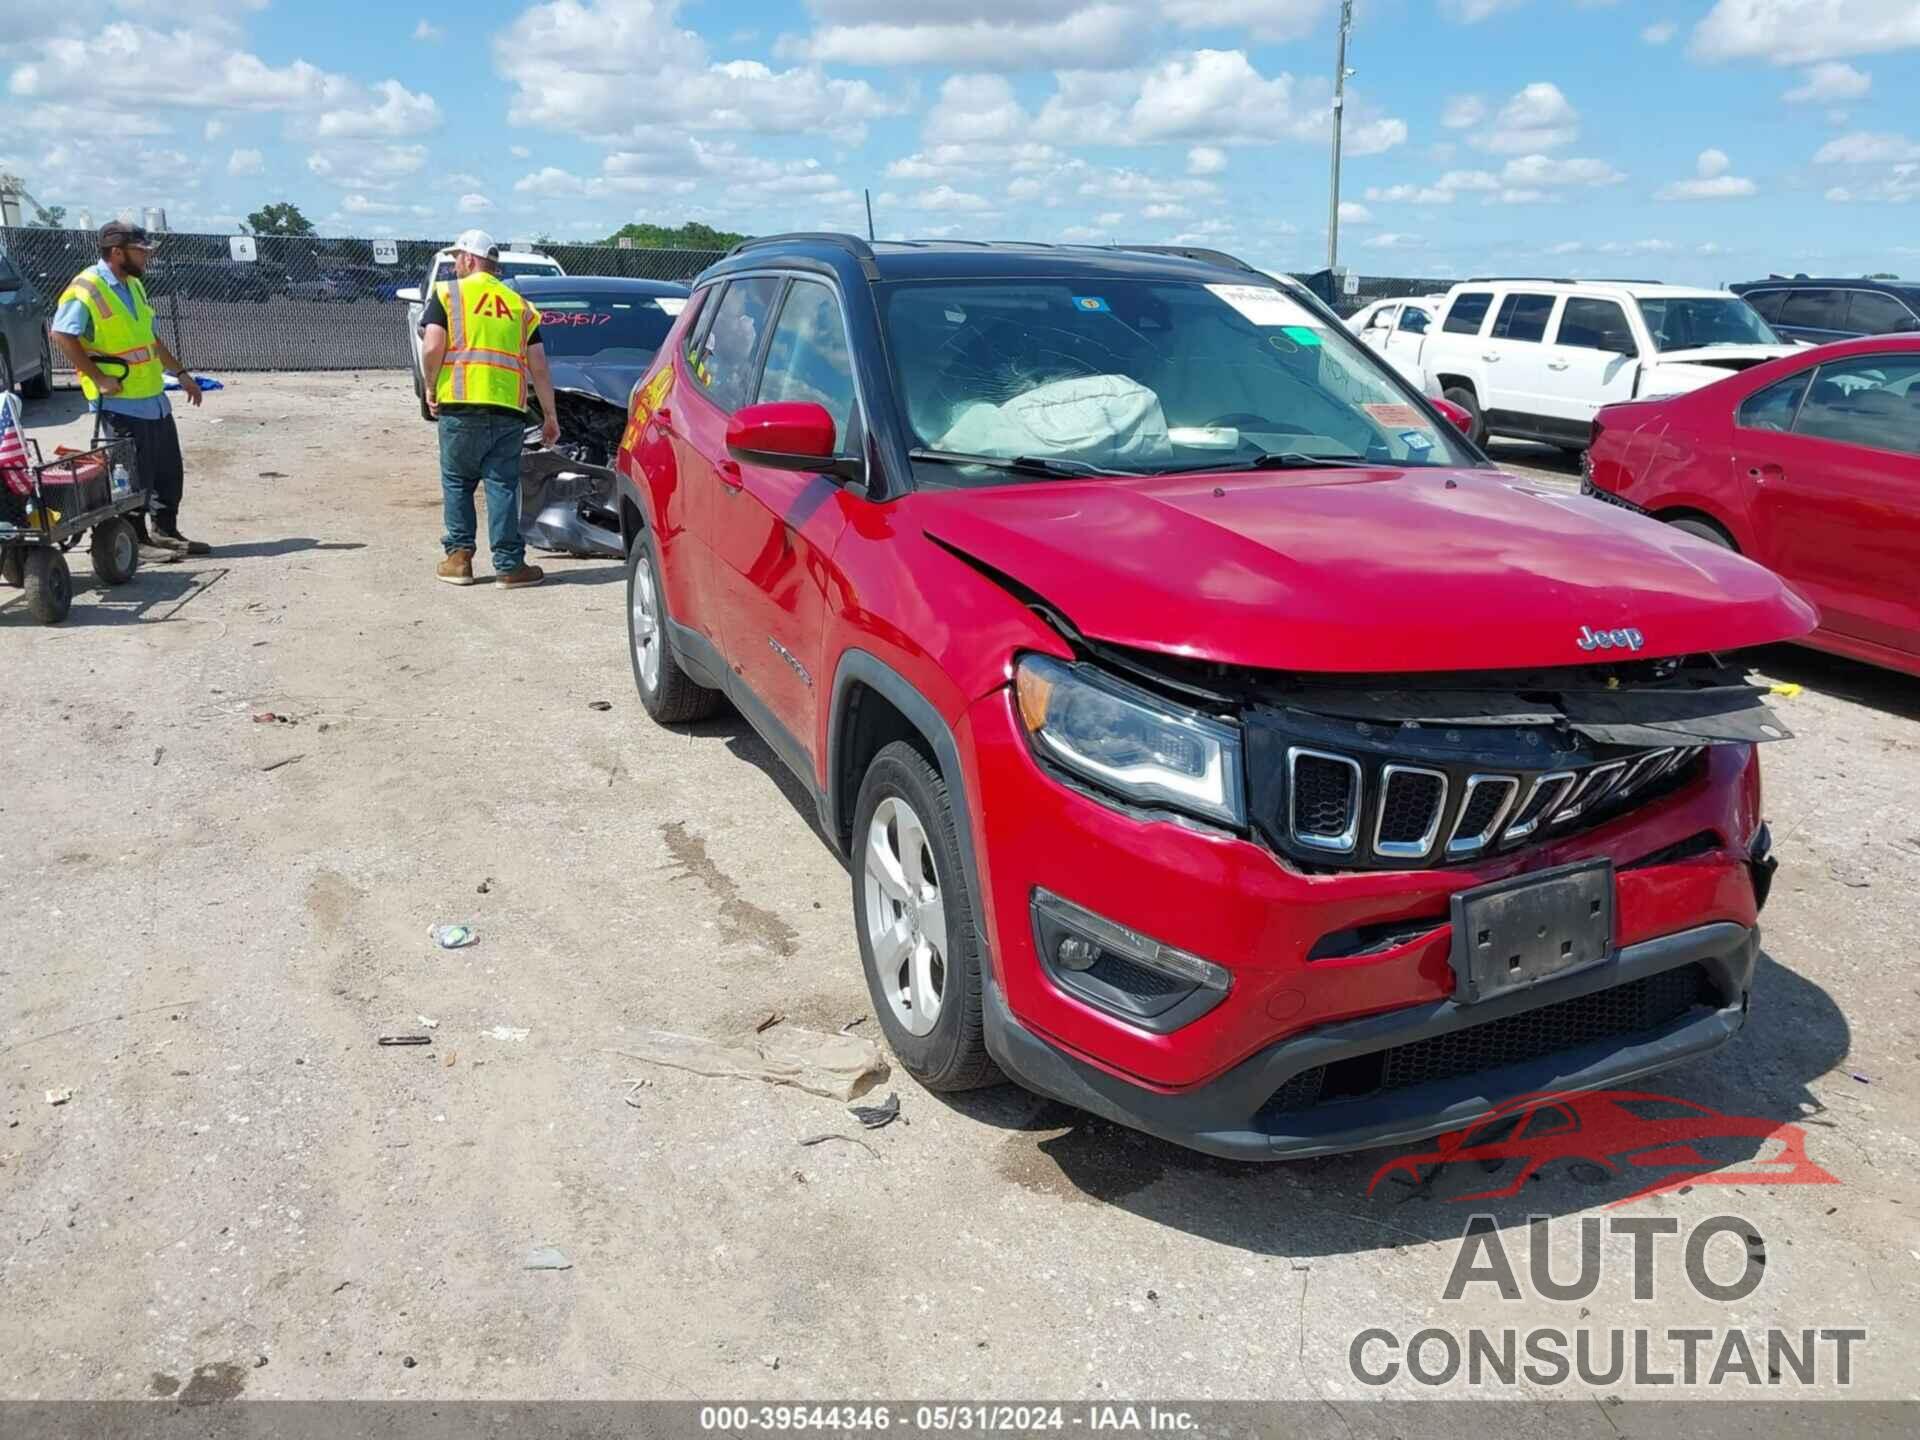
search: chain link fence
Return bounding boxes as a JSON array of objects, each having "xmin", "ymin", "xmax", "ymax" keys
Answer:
[{"xmin": 0, "ymin": 228, "xmax": 724, "ymax": 374}]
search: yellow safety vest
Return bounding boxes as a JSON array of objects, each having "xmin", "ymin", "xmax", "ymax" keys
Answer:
[
  {"xmin": 60, "ymin": 267, "xmax": 165, "ymax": 405},
  {"xmin": 434, "ymin": 273, "xmax": 539, "ymax": 411}
]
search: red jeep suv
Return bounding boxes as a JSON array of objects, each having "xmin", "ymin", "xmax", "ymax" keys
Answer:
[{"xmin": 610, "ymin": 235, "xmax": 1815, "ymax": 1160}]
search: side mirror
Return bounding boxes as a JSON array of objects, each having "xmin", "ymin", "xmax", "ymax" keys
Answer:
[
  {"xmin": 1605, "ymin": 336, "xmax": 1638, "ymax": 357},
  {"xmin": 1429, "ymin": 396, "xmax": 1475, "ymax": 437},
  {"xmin": 726, "ymin": 402, "xmax": 865, "ymax": 486},
  {"xmin": 394, "ymin": 286, "xmax": 422, "ymax": 304}
]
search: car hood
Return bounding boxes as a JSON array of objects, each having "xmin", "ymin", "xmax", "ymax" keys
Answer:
[
  {"xmin": 548, "ymin": 359, "xmax": 648, "ymax": 408},
  {"xmin": 1647, "ymin": 344, "xmax": 1798, "ymax": 370},
  {"xmin": 913, "ymin": 466, "xmax": 1816, "ymax": 674}
]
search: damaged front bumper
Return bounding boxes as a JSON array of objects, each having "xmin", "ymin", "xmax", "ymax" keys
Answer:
[{"xmin": 520, "ymin": 388, "xmax": 629, "ymax": 559}]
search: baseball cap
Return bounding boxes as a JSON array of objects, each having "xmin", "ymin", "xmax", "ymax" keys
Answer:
[
  {"xmin": 451, "ymin": 228, "xmax": 499, "ymax": 260},
  {"xmin": 98, "ymin": 220, "xmax": 157, "ymax": 251}
]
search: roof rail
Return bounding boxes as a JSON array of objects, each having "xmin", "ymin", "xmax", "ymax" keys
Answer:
[
  {"xmin": 1462, "ymin": 275, "xmax": 1663, "ymax": 286},
  {"xmin": 1105, "ymin": 243, "xmax": 1266, "ymax": 275},
  {"xmin": 722, "ymin": 231, "xmax": 880, "ymax": 278}
]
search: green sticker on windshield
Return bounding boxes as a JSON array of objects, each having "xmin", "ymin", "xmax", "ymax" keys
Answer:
[{"xmin": 1281, "ymin": 325, "xmax": 1322, "ymax": 347}]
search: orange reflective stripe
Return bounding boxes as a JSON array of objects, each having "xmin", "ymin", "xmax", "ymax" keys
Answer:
[
  {"xmin": 94, "ymin": 346, "xmax": 154, "ymax": 363},
  {"xmin": 71, "ymin": 275, "xmax": 116, "ymax": 318},
  {"xmin": 445, "ymin": 346, "xmax": 525, "ymax": 366}
]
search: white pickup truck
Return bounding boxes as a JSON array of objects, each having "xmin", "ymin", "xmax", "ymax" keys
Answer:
[
  {"xmin": 1414, "ymin": 279, "xmax": 1796, "ymax": 451},
  {"xmin": 397, "ymin": 246, "xmax": 567, "ymax": 420}
]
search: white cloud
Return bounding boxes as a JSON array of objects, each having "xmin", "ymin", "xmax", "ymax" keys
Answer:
[
  {"xmin": 227, "ymin": 147, "xmax": 264, "ymax": 177},
  {"xmin": 1642, "ymin": 20, "xmax": 1677, "ymax": 44},
  {"xmin": 1814, "ymin": 130, "xmax": 1920, "ymax": 165},
  {"xmin": 1497, "ymin": 188, "xmax": 1554, "ymax": 205},
  {"xmin": 315, "ymin": 79, "xmax": 440, "ymax": 138},
  {"xmin": 1142, "ymin": 202, "xmax": 1188, "ymax": 220},
  {"xmin": 458, "ymin": 192, "xmax": 494, "ymax": 213},
  {"xmin": 1659, "ymin": 149, "xmax": 1758, "ymax": 199},
  {"xmin": 1162, "ymin": 0, "xmax": 1330, "ymax": 41},
  {"xmin": 924, "ymin": 73, "xmax": 1026, "ymax": 145},
  {"xmin": 1784, "ymin": 61, "xmax": 1872, "ymax": 102},
  {"xmin": 510, "ymin": 145, "xmax": 531, "ymax": 158},
  {"xmin": 204, "ymin": 119, "xmax": 226, "ymax": 141},
  {"xmin": 1501, "ymin": 153, "xmax": 1624, "ymax": 187},
  {"xmin": 341, "ymin": 193, "xmax": 432, "ymax": 218},
  {"xmin": 1363, "ymin": 231, "xmax": 1420, "ymax": 249},
  {"xmin": 1337, "ymin": 201, "xmax": 1371, "ymax": 223},
  {"xmin": 1186, "ymin": 145, "xmax": 1227, "ymax": 176},
  {"xmin": 1473, "ymin": 82, "xmax": 1580, "ymax": 154},
  {"xmin": 1692, "ymin": 0, "xmax": 1920, "ymax": 65},
  {"xmin": 910, "ymin": 184, "xmax": 993, "ymax": 212},
  {"xmin": 1825, "ymin": 185, "xmax": 1853, "ymax": 201},
  {"xmin": 306, "ymin": 144, "xmax": 429, "ymax": 193},
  {"xmin": 1811, "ymin": 131, "xmax": 1920, "ymax": 201},
  {"xmin": 1364, "ymin": 169, "xmax": 1500, "ymax": 206},
  {"xmin": 413, "ymin": 18, "xmax": 442, "ymax": 42},
  {"xmin": 801, "ymin": 0, "xmax": 1137, "ymax": 68},
  {"xmin": 1441, "ymin": 94, "xmax": 1486, "ymax": 128},
  {"xmin": 1440, "ymin": 0, "xmax": 1527, "ymax": 21},
  {"xmin": 1549, "ymin": 240, "xmax": 1585, "ymax": 255}
]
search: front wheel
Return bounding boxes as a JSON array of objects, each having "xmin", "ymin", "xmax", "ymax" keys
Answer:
[
  {"xmin": 23, "ymin": 332, "xmax": 54, "ymax": 400},
  {"xmin": 1668, "ymin": 517, "xmax": 1736, "ymax": 551},
  {"xmin": 853, "ymin": 740, "xmax": 1001, "ymax": 1092},
  {"xmin": 23, "ymin": 548, "xmax": 72, "ymax": 624},
  {"xmin": 626, "ymin": 534, "xmax": 721, "ymax": 723},
  {"xmin": 1442, "ymin": 385, "xmax": 1487, "ymax": 447},
  {"xmin": 90, "ymin": 517, "xmax": 139, "ymax": 585}
]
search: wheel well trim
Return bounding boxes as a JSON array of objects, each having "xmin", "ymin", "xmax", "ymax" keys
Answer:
[
  {"xmin": 827, "ymin": 649, "xmax": 993, "ymax": 973},
  {"xmin": 1654, "ymin": 505, "xmax": 1742, "ymax": 551}
]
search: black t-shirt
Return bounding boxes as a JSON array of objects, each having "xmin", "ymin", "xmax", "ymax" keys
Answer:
[{"xmin": 421, "ymin": 286, "xmax": 544, "ymax": 416}]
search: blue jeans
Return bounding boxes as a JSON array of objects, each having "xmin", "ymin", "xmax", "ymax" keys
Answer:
[{"xmin": 439, "ymin": 409, "xmax": 526, "ymax": 573}]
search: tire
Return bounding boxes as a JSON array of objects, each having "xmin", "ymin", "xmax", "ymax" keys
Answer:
[
  {"xmin": 1, "ymin": 546, "xmax": 22, "ymax": 589},
  {"xmin": 22, "ymin": 332, "xmax": 54, "ymax": 400},
  {"xmin": 1668, "ymin": 517, "xmax": 1736, "ymax": 551},
  {"xmin": 853, "ymin": 740, "xmax": 1001, "ymax": 1092},
  {"xmin": 23, "ymin": 548, "xmax": 72, "ymax": 624},
  {"xmin": 1442, "ymin": 384, "xmax": 1487, "ymax": 446},
  {"xmin": 90, "ymin": 517, "xmax": 139, "ymax": 585},
  {"xmin": 626, "ymin": 533, "xmax": 721, "ymax": 724}
]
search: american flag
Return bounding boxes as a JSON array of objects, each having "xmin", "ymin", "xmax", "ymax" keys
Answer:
[{"xmin": 0, "ymin": 394, "xmax": 32, "ymax": 498}]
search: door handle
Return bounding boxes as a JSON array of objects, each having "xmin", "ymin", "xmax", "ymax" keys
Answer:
[
  {"xmin": 1747, "ymin": 464, "xmax": 1783, "ymax": 485},
  {"xmin": 1481, "ymin": 352, "xmax": 1501, "ymax": 363},
  {"xmin": 1547, "ymin": 360, "xmax": 1570, "ymax": 371},
  {"xmin": 718, "ymin": 460, "xmax": 744, "ymax": 491}
]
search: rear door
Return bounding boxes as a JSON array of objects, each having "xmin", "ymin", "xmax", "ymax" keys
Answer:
[
  {"xmin": 1535, "ymin": 296, "xmax": 1642, "ymax": 440},
  {"xmin": 711, "ymin": 277, "xmax": 862, "ymax": 773},
  {"xmin": 1741, "ymin": 351, "xmax": 1920, "ymax": 653},
  {"xmin": 1483, "ymin": 291, "xmax": 1561, "ymax": 432},
  {"xmin": 1775, "ymin": 288, "xmax": 1851, "ymax": 345},
  {"xmin": 1845, "ymin": 290, "xmax": 1920, "ymax": 337}
]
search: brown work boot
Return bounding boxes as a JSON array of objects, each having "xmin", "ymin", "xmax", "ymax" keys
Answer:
[
  {"xmin": 497, "ymin": 563, "xmax": 545, "ymax": 589},
  {"xmin": 437, "ymin": 549, "xmax": 475, "ymax": 586},
  {"xmin": 152, "ymin": 526, "xmax": 210, "ymax": 556}
]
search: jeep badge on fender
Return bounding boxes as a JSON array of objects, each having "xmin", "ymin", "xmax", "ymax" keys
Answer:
[{"xmin": 1577, "ymin": 625, "xmax": 1645, "ymax": 652}]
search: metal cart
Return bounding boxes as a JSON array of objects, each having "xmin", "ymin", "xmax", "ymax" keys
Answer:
[{"xmin": 1, "ymin": 418, "xmax": 147, "ymax": 625}]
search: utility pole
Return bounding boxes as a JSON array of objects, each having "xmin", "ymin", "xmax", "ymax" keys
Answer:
[{"xmin": 1326, "ymin": 0, "xmax": 1354, "ymax": 274}]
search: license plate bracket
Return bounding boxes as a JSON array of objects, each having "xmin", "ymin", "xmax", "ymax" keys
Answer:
[{"xmin": 1449, "ymin": 859, "xmax": 1615, "ymax": 1005}]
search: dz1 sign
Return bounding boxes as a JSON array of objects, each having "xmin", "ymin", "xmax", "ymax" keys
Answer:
[{"xmin": 372, "ymin": 239, "xmax": 399, "ymax": 265}]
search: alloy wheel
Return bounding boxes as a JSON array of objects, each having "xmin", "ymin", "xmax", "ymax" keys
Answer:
[
  {"xmin": 864, "ymin": 795, "xmax": 948, "ymax": 1037},
  {"xmin": 630, "ymin": 557, "xmax": 661, "ymax": 693}
]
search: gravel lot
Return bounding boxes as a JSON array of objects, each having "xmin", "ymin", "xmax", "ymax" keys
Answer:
[{"xmin": 2, "ymin": 374, "xmax": 1916, "ymax": 1404}]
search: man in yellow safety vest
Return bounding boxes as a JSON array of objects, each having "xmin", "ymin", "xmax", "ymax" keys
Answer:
[
  {"xmin": 418, "ymin": 229, "xmax": 559, "ymax": 588},
  {"xmin": 49, "ymin": 221, "xmax": 207, "ymax": 557}
]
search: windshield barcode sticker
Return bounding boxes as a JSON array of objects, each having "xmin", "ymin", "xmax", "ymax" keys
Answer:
[{"xmin": 1206, "ymin": 284, "xmax": 1319, "ymax": 327}]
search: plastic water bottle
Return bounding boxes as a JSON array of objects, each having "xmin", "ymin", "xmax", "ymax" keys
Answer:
[{"xmin": 111, "ymin": 461, "xmax": 131, "ymax": 498}]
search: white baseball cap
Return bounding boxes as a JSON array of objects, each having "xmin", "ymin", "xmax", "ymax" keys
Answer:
[{"xmin": 451, "ymin": 228, "xmax": 499, "ymax": 259}]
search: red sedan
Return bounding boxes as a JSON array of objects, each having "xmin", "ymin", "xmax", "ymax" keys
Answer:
[{"xmin": 1585, "ymin": 334, "xmax": 1920, "ymax": 677}]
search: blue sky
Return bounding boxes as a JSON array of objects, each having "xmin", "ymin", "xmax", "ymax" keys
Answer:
[{"xmin": 5, "ymin": 1, "xmax": 1919, "ymax": 284}]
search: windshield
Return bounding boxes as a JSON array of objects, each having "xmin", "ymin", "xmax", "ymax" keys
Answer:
[
  {"xmin": 527, "ymin": 293, "xmax": 682, "ymax": 361},
  {"xmin": 878, "ymin": 278, "xmax": 1475, "ymax": 481},
  {"xmin": 1635, "ymin": 296, "xmax": 1781, "ymax": 352},
  {"xmin": 431, "ymin": 260, "xmax": 565, "ymax": 285}
]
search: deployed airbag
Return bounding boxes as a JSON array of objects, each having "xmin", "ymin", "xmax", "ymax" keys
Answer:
[{"xmin": 936, "ymin": 374, "xmax": 1174, "ymax": 467}]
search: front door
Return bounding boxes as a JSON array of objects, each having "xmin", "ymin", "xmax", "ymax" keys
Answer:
[
  {"xmin": 1484, "ymin": 291, "xmax": 1562, "ymax": 434},
  {"xmin": 1535, "ymin": 296, "xmax": 1642, "ymax": 440},
  {"xmin": 1741, "ymin": 351, "xmax": 1920, "ymax": 654},
  {"xmin": 711, "ymin": 277, "xmax": 862, "ymax": 772}
]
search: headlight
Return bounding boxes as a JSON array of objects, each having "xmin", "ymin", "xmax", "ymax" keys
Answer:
[{"xmin": 1015, "ymin": 654, "xmax": 1245, "ymax": 826}]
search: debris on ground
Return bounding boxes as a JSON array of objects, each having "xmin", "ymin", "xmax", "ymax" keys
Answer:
[
  {"xmin": 260, "ymin": 753, "xmax": 306, "ymax": 773},
  {"xmin": 849, "ymin": 1091, "xmax": 900, "ymax": 1130},
  {"xmin": 1853, "ymin": 1073, "xmax": 1872, "ymax": 1084},
  {"xmin": 44, "ymin": 1088, "xmax": 72, "ymax": 1106},
  {"xmin": 476, "ymin": 877, "xmax": 494, "ymax": 894},
  {"xmin": 429, "ymin": 924, "xmax": 477, "ymax": 949},
  {"xmin": 525, "ymin": 1246, "xmax": 573, "ymax": 1271},
  {"xmin": 377, "ymin": 1035, "xmax": 432, "ymax": 1047},
  {"xmin": 612, "ymin": 1025, "xmax": 887, "ymax": 1101},
  {"xmin": 755, "ymin": 1011, "xmax": 784, "ymax": 1033},
  {"xmin": 587, "ymin": 700, "xmax": 613, "ymax": 712},
  {"xmin": 488, "ymin": 1025, "xmax": 530, "ymax": 1043},
  {"xmin": 252, "ymin": 711, "xmax": 295, "ymax": 725},
  {"xmin": 443, "ymin": 1050, "xmax": 457, "ymax": 1068},
  {"xmin": 838, "ymin": 1016, "xmax": 868, "ymax": 1034},
  {"xmin": 621, "ymin": 1078, "xmax": 651, "ymax": 1108},
  {"xmin": 761, "ymin": 1355, "xmax": 780, "ymax": 1372},
  {"xmin": 1829, "ymin": 859, "xmax": 1872, "ymax": 889},
  {"xmin": 416, "ymin": 1016, "xmax": 439, "ymax": 1029},
  {"xmin": 152, "ymin": 747, "xmax": 164, "ymax": 766},
  {"xmin": 798, "ymin": 1133, "xmax": 878, "ymax": 1157}
]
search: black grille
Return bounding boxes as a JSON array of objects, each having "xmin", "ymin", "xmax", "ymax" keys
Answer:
[
  {"xmin": 1257, "ymin": 964, "xmax": 1717, "ymax": 1122},
  {"xmin": 1086, "ymin": 952, "xmax": 1190, "ymax": 999},
  {"xmin": 1455, "ymin": 781, "xmax": 1510, "ymax": 840},
  {"xmin": 1507, "ymin": 776, "xmax": 1568, "ymax": 833},
  {"xmin": 1378, "ymin": 770, "xmax": 1445, "ymax": 846},
  {"xmin": 1293, "ymin": 755, "xmax": 1356, "ymax": 839}
]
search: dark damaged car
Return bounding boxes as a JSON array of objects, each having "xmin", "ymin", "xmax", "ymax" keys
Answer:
[{"xmin": 510, "ymin": 276, "xmax": 690, "ymax": 556}]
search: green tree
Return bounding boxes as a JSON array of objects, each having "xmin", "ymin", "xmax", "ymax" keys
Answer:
[
  {"xmin": 599, "ymin": 220, "xmax": 747, "ymax": 251},
  {"xmin": 29, "ymin": 203, "xmax": 67, "ymax": 228},
  {"xmin": 245, "ymin": 202, "xmax": 316, "ymax": 237}
]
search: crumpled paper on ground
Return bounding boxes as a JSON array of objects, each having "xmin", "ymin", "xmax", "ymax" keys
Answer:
[{"xmin": 613, "ymin": 1026, "xmax": 888, "ymax": 1101}]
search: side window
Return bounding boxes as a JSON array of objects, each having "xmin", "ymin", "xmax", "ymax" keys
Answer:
[
  {"xmin": 1491, "ymin": 292, "xmax": 1555, "ymax": 343},
  {"xmin": 1793, "ymin": 354, "xmax": 1920, "ymax": 455},
  {"xmin": 1555, "ymin": 297, "xmax": 1635, "ymax": 354},
  {"xmin": 1743, "ymin": 290, "xmax": 1788, "ymax": 323},
  {"xmin": 1736, "ymin": 372, "xmax": 1811, "ymax": 432},
  {"xmin": 1397, "ymin": 306, "xmax": 1430, "ymax": 334},
  {"xmin": 1846, "ymin": 291, "xmax": 1917, "ymax": 336},
  {"xmin": 1781, "ymin": 289, "xmax": 1846, "ymax": 332},
  {"xmin": 755, "ymin": 280, "xmax": 861, "ymax": 447},
  {"xmin": 1365, "ymin": 305, "xmax": 1394, "ymax": 332},
  {"xmin": 1443, "ymin": 291, "xmax": 1493, "ymax": 335},
  {"xmin": 687, "ymin": 276, "xmax": 782, "ymax": 412}
]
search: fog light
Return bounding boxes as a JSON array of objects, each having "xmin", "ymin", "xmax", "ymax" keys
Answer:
[{"xmin": 1056, "ymin": 935, "xmax": 1101, "ymax": 971}]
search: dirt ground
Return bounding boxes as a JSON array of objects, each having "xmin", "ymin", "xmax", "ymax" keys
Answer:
[{"xmin": 2, "ymin": 373, "xmax": 1916, "ymax": 1404}]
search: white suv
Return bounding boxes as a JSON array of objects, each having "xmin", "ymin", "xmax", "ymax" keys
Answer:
[
  {"xmin": 397, "ymin": 246, "xmax": 567, "ymax": 420},
  {"xmin": 1416, "ymin": 279, "xmax": 1795, "ymax": 450},
  {"xmin": 1347, "ymin": 294, "xmax": 1447, "ymax": 389}
]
